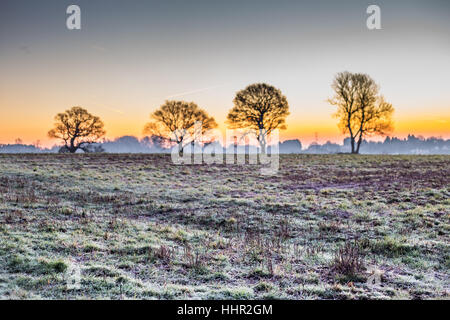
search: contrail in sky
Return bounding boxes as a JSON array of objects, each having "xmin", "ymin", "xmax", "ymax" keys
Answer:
[
  {"xmin": 103, "ymin": 106, "xmax": 125, "ymax": 115},
  {"xmin": 165, "ymin": 84, "xmax": 227, "ymax": 99},
  {"xmin": 96, "ymin": 105, "xmax": 125, "ymax": 115}
]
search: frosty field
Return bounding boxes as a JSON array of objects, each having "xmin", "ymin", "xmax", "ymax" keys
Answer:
[{"xmin": 0, "ymin": 154, "xmax": 448, "ymax": 299}]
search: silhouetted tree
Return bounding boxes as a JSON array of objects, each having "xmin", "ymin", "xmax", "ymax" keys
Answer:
[
  {"xmin": 329, "ymin": 72, "xmax": 394, "ymax": 154},
  {"xmin": 48, "ymin": 106, "xmax": 106, "ymax": 153},
  {"xmin": 143, "ymin": 100, "xmax": 217, "ymax": 153},
  {"xmin": 226, "ymin": 83, "xmax": 289, "ymax": 153}
]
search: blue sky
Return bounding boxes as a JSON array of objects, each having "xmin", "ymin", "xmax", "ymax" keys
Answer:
[{"xmin": 1, "ymin": 0, "xmax": 449, "ymax": 145}]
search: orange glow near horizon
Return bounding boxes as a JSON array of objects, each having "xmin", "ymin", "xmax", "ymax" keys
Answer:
[
  {"xmin": 1, "ymin": 81, "xmax": 448, "ymax": 149},
  {"xmin": 0, "ymin": 79, "xmax": 448, "ymax": 148},
  {"xmin": 1, "ymin": 107, "xmax": 448, "ymax": 148}
]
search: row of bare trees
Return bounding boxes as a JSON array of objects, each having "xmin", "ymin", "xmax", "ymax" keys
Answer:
[{"xmin": 48, "ymin": 72, "xmax": 394, "ymax": 154}]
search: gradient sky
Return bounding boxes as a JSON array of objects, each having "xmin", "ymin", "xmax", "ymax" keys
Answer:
[{"xmin": 1, "ymin": 0, "xmax": 449, "ymax": 147}]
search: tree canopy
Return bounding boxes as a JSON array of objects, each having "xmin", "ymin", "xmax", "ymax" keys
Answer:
[
  {"xmin": 329, "ymin": 72, "xmax": 394, "ymax": 154},
  {"xmin": 144, "ymin": 100, "xmax": 217, "ymax": 152},
  {"xmin": 226, "ymin": 83, "xmax": 289, "ymax": 152},
  {"xmin": 48, "ymin": 106, "xmax": 105, "ymax": 153}
]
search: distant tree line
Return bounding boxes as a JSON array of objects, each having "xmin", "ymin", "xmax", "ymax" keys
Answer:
[
  {"xmin": 302, "ymin": 135, "xmax": 450, "ymax": 154},
  {"xmin": 2, "ymin": 135, "xmax": 449, "ymax": 155}
]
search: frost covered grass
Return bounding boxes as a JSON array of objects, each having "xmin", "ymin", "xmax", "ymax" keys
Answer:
[{"xmin": 0, "ymin": 154, "xmax": 448, "ymax": 299}]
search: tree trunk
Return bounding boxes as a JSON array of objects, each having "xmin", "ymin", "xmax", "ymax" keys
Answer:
[
  {"xmin": 347, "ymin": 116, "xmax": 356, "ymax": 154},
  {"xmin": 356, "ymin": 136, "xmax": 363, "ymax": 154},
  {"xmin": 258, "ymin": 129, "xmax": 267, "ymax": 154},
  {"xmin": 350, "ymin": 136, "xmax": 356, "ymax": 154},
  {"xmin": 260, "ymin": 141, "xmax": 266, "ymax": 154},
  {"xmin": 355, "ymin": 108, "xmax": 365, "ymax": 154},
  {"xmin": 69, "ymin": 137, "xmax": 77, "ymax": 153},
  {"xmin": 355, "ymin": 132, "xmax": 363, "ymax": 154}
]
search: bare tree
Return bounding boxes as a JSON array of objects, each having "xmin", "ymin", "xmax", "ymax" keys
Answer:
[
  {"xmin": 226, "ymin": 83, "xmax": 289, "ymax": 152},
  {"xmin": 48, "ymin": 106, "xmax": 106, "ymax": 153},
  {"xmin": 329, "ymin": 72, "xmax": 394, "ymax": 154},
  {"xmin": 144, "ymin": 100, "xmax": 217, "ymax": 153}
]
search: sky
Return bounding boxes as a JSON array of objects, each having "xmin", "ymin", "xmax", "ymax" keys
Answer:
[{"xmin": 0, "ymin": 0, "xmax": 449, "ymax": 147}]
